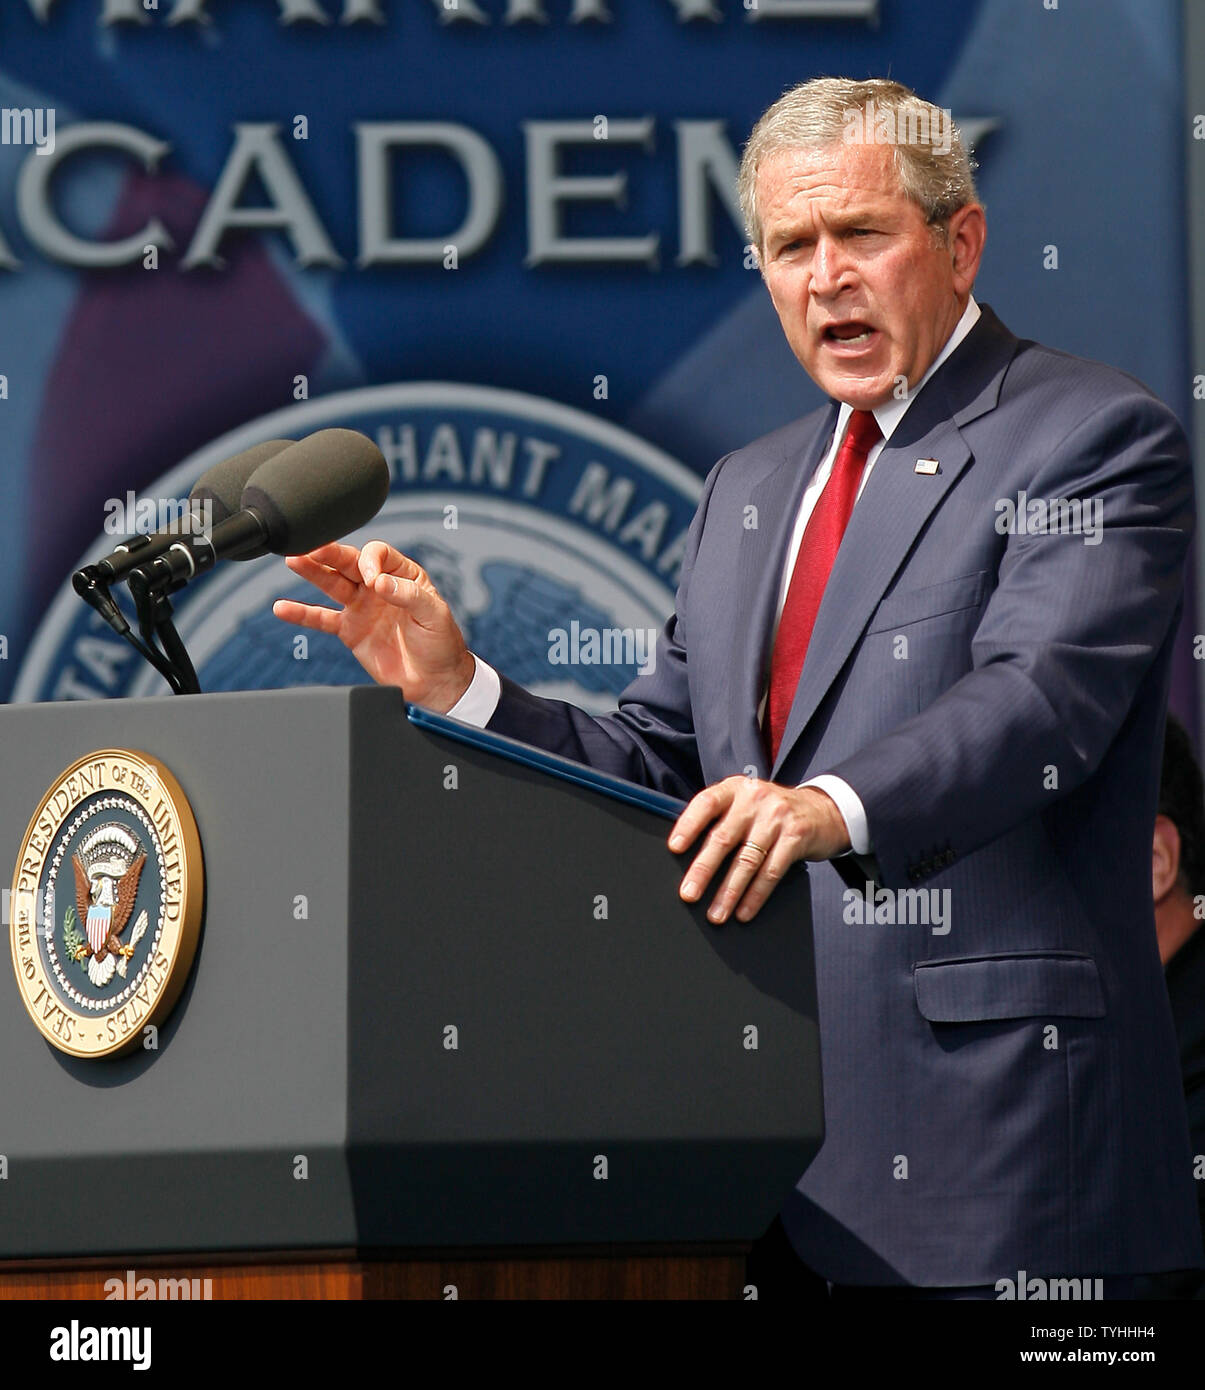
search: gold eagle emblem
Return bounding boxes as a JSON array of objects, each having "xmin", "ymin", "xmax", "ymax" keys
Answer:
[{"xmin": 71, "ymin": 825, "xmax": 147, "ymax": 988}]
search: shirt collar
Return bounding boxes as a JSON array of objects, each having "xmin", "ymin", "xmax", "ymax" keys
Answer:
[{"xmin": 833, "ymin": 295, "xmax": 981, "ymax": 447}]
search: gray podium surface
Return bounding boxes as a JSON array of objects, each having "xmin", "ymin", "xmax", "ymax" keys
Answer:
[{"xmin": 0, "ymin": 686, "xmax": 822, "ymax": 1258}]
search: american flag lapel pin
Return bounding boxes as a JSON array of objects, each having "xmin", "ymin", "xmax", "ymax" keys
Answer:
[{"xmin": 914, "ymin": 458, "xmax": 940, "ymax": 475}]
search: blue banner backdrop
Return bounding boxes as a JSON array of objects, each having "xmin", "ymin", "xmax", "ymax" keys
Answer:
[{"xmin": 0, "ymin": 0, "xmax": 1193, "ymax": 727}]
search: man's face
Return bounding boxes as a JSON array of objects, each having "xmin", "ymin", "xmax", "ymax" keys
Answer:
[{"xmin": 756, "ymin": 141, "xmax": 985, "ymax": 409}]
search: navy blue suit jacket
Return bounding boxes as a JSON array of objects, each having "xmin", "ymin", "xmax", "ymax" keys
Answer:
[{"xmin": 488, "ymin": 306, "xmax": 1204, "ymax": 1285}]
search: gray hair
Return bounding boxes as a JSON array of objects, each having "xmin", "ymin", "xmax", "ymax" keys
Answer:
[{"xmin": 738, "ymin": 77, "xmax": 979, "ymax": 253}]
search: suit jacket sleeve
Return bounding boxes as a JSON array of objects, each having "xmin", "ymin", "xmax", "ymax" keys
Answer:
[
  {"xmin": 486, "ymin": 455, "xmax": 731, "ymax": 801},
  {"xmin": 823, "ymin": 387, "xmax": 1194, "ymax": 888}
]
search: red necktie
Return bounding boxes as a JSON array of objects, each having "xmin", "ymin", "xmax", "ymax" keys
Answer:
[{"xmin": 765, "ymin": 409, "xmax": 882, "ymax": 761}]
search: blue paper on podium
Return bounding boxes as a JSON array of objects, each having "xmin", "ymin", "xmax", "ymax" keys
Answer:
[{"xmin": 406, "ymin": 703, "xmax": 687, "ymax": 821}]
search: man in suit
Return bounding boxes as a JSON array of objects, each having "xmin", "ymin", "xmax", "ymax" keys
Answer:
[
  {"xmin": 1141, "ymin": 714, "xmax": 1205, "ymax": 1296},
  {"xmin": 274, "ymin": 77, "xmax": 1202, "ymax": 1293}
]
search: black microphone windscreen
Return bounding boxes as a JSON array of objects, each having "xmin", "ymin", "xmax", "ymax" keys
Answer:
[
  {"xmin": 239, "ymin": 429, "xmax": 390, "ymax": 556},
  {"xmin": 189, "ymin": 439, "xmax": 294, "ymax": 523}
]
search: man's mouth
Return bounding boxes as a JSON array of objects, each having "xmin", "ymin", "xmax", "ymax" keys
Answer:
[{"xmin": 822, "ymin": 321, "xmax": 877, "ymax": 349}]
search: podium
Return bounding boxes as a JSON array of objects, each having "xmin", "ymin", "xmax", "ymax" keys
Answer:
[{"xmin": 0, "ymin": 687, "xmax": 822, "ymax": 1299}]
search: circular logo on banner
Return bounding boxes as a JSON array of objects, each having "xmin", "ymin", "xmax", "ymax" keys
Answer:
[
  {"xmin": 15, "ymin": 385, "xmax": 702, "ymax": 710},
  {"xmin": 9, "ymin": 751, "xmax": 204, "ymax": 1059}
]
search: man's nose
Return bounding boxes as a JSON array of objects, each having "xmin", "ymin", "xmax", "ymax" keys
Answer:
[{"xmin": 810, "ymin": 235, "xmax": 853, "ymax": 298}]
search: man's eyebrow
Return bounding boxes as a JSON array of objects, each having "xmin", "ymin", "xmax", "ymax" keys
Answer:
[{"xmin": 766, "ymin": 203, "xmax": 893, "ymax": 244}]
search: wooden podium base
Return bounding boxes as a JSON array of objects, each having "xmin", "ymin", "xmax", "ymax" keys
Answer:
[{"xmin": 0, "ymin": 1246, "xmax": 749, "ymax": 1300}]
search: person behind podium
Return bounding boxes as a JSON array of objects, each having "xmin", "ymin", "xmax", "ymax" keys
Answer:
[
  {"xmin": 273, "ymin": 77, "xmax": 1202, "ymax": 1296},
  {"xmin": 1135, "ymin": 713, "xmax": 1205, "ymax": 1299}
]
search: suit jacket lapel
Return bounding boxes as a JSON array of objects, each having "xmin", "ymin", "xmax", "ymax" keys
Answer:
[{"xmin": 768, "ymin": 305, "xmax": 1020, "ymax": 779}]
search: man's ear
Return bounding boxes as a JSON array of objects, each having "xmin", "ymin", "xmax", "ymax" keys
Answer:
[
  {"xmin": 946, "ymin": 202, "xmax": 986, "ymax": 294},
  {"xmin": 1152, "ymin": 813, "xmax": 1182, "ymax": 904}
]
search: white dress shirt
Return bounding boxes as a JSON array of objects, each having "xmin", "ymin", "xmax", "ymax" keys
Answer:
[{"xmin": 449, "ymin": 297, "xmax": 982, "ymax": 857}]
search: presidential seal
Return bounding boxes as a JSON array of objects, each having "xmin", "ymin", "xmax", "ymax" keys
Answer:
[{"xmin": 9, "ymin": 751, "xmax": 203, "ymax": 1059}]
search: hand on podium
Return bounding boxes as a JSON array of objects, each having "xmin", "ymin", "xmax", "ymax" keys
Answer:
[
  {"xmin": 273, "ymin": 541, "xmax": 476, "ymax": 712},
  {"xmin": 670, "ymin": 777, "xmax": 849, "ymax": 924}
]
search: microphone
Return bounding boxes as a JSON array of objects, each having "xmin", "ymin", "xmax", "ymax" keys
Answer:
[
  {"xmin": 79, "ymin": 439, "xmax": 295, "ymax": 588},
  {"xmin": 188, "ymin": 438, "xmax": 298, "ymax": 529},
  {"xmin": 72, "ymin": 439, "xmax": 296, "ymax": 634},
  {"xmin": 129, "ymin": 429, "xmax": 390, "ymax": 591}
]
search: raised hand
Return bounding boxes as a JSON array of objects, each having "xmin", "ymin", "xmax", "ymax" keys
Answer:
[{"xmin": 272, "ymin": 540, "xmax": 476, "ymax": 712}]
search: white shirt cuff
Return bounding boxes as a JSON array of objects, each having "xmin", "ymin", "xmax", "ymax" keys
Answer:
[
  {"xmin": 445, "ymin": 655, "xmax": 501, "ymax": 727},
  {"xmin": 800, "ymin": 774, "xmax": 871, "ymax": 856}
]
